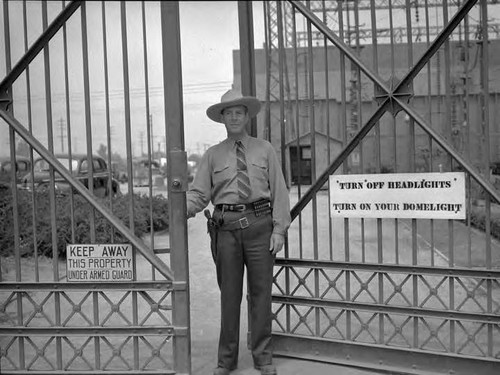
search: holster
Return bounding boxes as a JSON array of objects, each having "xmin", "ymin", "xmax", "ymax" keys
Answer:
[{"xmin": 204, "ymin": 209, "xmax": 219, "ymax": 263}]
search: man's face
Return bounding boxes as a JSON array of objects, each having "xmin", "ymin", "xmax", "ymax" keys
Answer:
[{"xmin": 221, "ymin": 105, "xmax": 249, "ymax": 137}]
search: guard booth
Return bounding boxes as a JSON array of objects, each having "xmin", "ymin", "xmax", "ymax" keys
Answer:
[{"xmin": 1, "ymin": 1, "xmax": 500, "ymax": 375}]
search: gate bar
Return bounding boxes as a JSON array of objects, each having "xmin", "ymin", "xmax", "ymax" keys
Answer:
[
  {"xmin": 273, "ymin": 294, "xmax": 500, "ymax": 323},
  {"xmin": 40, "ymin": 2, "xmax": 64, "ymax": 369},
  {"xmin": 273, "ymin": 334, "xmax": 500, "ymax": 375},
  {"xmin": 21, "ymin": 0, "xmax": 40, "ymax": 281},
  {"xmin": 141, "ymin": 0, "xmax": 156, "ymax": 273},
  {"xmin": 277, "ymin": 2, "xmax": 287, "ymax": 176},
  {"xmin": 81, "ymin": 1, "xmax": 97, "ymax": 242},
  {"xmin": 62, "ymin": 1, "xmax": 77, "ymax": 250},
  {"xmin": 101, "ymin": 1, "xmax": 115, "ymax": 244},
  {"xmin": 160, "ymin": 2, "xmax": 191, "ymax": 373},
  {"xmin": 275, "ymin": 257, "xmax": 500, "ymax": 279},
  {"xmin": 238, "ymin": 0, "xmax": 257, "ymax": 137}
]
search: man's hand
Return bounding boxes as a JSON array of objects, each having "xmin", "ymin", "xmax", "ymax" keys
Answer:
[{"xmin": 269, "ymin": 233, "xmax": 284, "ymax": 256}]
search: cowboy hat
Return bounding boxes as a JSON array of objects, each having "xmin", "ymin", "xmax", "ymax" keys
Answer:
[{"xmin": 206, "ymin": 89, "xmax": 261, "ymax": 123}]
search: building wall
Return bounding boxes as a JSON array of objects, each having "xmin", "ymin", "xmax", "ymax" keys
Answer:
[{"xmin": 233, "ymin": 40, "xmax": 500, "ymax": 179}]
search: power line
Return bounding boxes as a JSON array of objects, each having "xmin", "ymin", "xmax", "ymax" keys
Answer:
[{"xmin": 11, "ymin": 80, "xmax": 233, "ymax": 104}]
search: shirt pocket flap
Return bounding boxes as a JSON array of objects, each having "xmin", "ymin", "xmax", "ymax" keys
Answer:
[
  {"xmin": 250, "ymin": 159, "xmax": 268, "ymax": 182},
  {"xmin": 213, "ymin": 163, "xmax": 230, "ymax": 184},
  {"xmin": 213, "ymin": 164, "xmax": 229, "ymax": 174}
]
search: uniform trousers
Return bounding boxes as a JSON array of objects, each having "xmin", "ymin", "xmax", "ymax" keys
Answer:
[{"xmin": 214, "ymin": 209, "xmax": 275, "ymax": 370}]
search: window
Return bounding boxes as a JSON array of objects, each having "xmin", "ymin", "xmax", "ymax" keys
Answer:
[
  {"xmin": 57, "ymin": 157, "xmax": 78, "ymax": 172},
  {"xmin": 301, "ymin": 146, "xmax": 311, "ymax": 160},
  {"xmin": 35, "ymin": 159, "xmax": 50, "ymax": 171},
  {"xmin": 80, "ymin": 159, "xmax": 89, "ymax": 173},
  {"xmin": 93, "ymin": 158, "xmax": 105, "ymax": 172},
  {"xmin": 18, "ymin": 161, "xmax": 29, "ymax": 172}
]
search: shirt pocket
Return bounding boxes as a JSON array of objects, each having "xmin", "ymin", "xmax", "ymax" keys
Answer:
[
  {"xmin": 249, "ymin": 158, "xmax": 269, "ymax": 184},
  {"xmin": 212, "ymin": 162, "xmax": 231, "ymax": 185}
]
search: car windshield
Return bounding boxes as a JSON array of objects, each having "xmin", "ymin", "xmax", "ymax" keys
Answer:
[
  {"xmin": 0, "ymin": 161, "xmax": 12, "ymax": 172},
  {"xmin": 34, "ymin": 158, "xmax": 79, "ymax": 172}
]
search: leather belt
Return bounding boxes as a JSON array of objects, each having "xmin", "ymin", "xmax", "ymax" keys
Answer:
[
  {"xmin": 218, "ymin": 211, "xmax": 270, "ymax": 231},
  {"xmin": 216, "ymin": 199, "xmax": 271, "ymax": 213},
  {"xmin": 216, "ymin": 203, "xmax": 251, "ymax": 212}
]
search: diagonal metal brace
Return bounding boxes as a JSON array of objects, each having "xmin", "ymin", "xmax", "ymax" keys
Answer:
[
  {"xmin": 0, "ymin": 90, "xmax": 12, "ymax": 111},
  {"xmin": 0, "ymin": 108, "xmax": 174, "ymax": 281},
  {"xmin": 289, "ymin": 0, "xmax": 482, "ymax": 220},
  {"xmin": 0, "ymin": 1, "xmax": 82, "ymax": 93}
]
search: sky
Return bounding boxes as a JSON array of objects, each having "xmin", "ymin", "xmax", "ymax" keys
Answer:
[
  {"xmin": 180, "ymin": 1, "xmax": 265, "ymax": 154},
  {"xmin": 2, "ymin": 1, "xmax": 497, "ymax": 159},
  {"xmin": 0, "ymin": 1, "xmax": 266, "ymax": 158}
]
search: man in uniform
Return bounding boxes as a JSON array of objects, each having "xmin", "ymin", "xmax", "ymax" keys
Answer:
[{"xmin": 187, "ymin": 89, "xmax": 291, "ymax": 375}]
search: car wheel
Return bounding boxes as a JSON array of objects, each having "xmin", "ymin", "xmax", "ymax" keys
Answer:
[
  {"xmin": 112, "ymin": 182, "xmax": 121, "ymax": 197},
  {"xmin": 36, "ymin": 182, "xmax": 50, "ymax": 194}
]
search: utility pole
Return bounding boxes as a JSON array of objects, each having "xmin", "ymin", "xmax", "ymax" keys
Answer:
[
  {"xmin": 139, "ymin": 131, "xmax": 145, "ymax": 157},
  {"xmin": 58, "ymin": 117, "xmax": 66, "ymax": 153},
  {"xmin": 72, "ymin": 137, "xmax": 78, "ymax": 153},
  {"xmin": 149, "ymin": 114, "xmax": 154, "ymax": 158}
]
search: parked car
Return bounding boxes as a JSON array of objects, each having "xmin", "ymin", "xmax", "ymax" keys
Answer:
[
  {"xmin": 21, "ymin": 154, "xmax": 120, "ymax": 197},
  {"xmin": 491, "ymin": 162, "xmax": 500, "ymax": 191},
  {"xmin": 0, "ymin": 155, "xmax": 31, "ymax": 189},
  {"xmin": 111, "ymin": 162, "xmax": 128, "ymax": 183},
  {"xmin": 133, "ymin": 158, "xmax": 164, "ymax": 187}
]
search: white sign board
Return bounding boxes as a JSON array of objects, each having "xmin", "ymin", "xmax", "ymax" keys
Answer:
[
  {"xmin": 66, "ymin": 244, "xmax": 134, "ymax": 282},
  {"xmin": 329, "ymin": 172, "xmax": 466, "ymax": 219}
]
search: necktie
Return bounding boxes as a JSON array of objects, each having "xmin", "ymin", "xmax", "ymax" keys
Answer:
[{"xmin": 235, "ymin": 140, "xmax": 251, "ymax": 200}]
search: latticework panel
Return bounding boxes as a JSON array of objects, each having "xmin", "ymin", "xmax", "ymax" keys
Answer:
[
  {"xmin": 0, "ymin": 283, "xmax": 176, "ymax": 373},
  {"xmin": 273, "ymin": 263, "xmax": 500, "ymax": 360}
]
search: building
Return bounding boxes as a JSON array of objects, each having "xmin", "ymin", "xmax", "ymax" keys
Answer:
[{"xmin": 232, "ymin": 39, "xmax": 500, "ymax": 184}]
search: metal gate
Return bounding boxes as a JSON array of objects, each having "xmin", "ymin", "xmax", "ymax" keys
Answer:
[
  {"xmin": 262, "ymin": 1, "xmax": 500, "ymax": 374},
  {"xmin": 0, "ymin": 1, "xmax": 190, "ymax": 374}
]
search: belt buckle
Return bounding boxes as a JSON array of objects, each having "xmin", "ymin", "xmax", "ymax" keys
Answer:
[
  {"xmin": 238, "ymin": 217, "xmax": 249, "ymax": 229},
  {"xmin": 234, "ymin": 204, "xmax": 246, "ymax": 212}
]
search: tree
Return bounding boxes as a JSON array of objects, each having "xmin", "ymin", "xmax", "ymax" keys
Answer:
[
  {"xmin": 97, "ymin": 143, "xmax": 107, "ymax": 159},
  {"xmin": 188, "ymin": 153, "xmax": 202, "ymax": 165},
  {"xmin": 16, "ymin": 139, "xmax": 30, "ymax": 157}
]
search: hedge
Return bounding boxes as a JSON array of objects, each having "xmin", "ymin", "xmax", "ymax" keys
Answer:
[
  {"xmin": 0, "ymin": 187, "xmax": 169, "ymax": 258},
  {"xmin": 468, "ymin": 203, "xmax": 500, "ymax": 241}
]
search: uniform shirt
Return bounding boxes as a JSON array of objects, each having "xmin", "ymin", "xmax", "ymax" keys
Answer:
[{"xmin": 187, "ymin": 134, "xmax": 291, "ymax": 236}]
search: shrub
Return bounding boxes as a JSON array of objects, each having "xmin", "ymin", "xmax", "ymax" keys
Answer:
[
  {"xmin": 0, "ymin": 188, "xmax": 169, "ymax": 258},
  {"xmin": 468, "ymin": 204, "xmax": 500, "ymax": 241}
]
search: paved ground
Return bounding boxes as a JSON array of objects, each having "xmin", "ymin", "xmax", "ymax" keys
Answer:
[{"xmin": 184, "ymin": 188, "xmax": 500, "ymax": 375}]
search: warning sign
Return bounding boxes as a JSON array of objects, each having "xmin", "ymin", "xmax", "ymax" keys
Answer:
[
  {"xmin": 329, "ymin": 172, "xmax": 466, "ymax": 219},
  {"xmin": 66, "ymin": 244, "xmax": 134, "ymax": 282}
]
